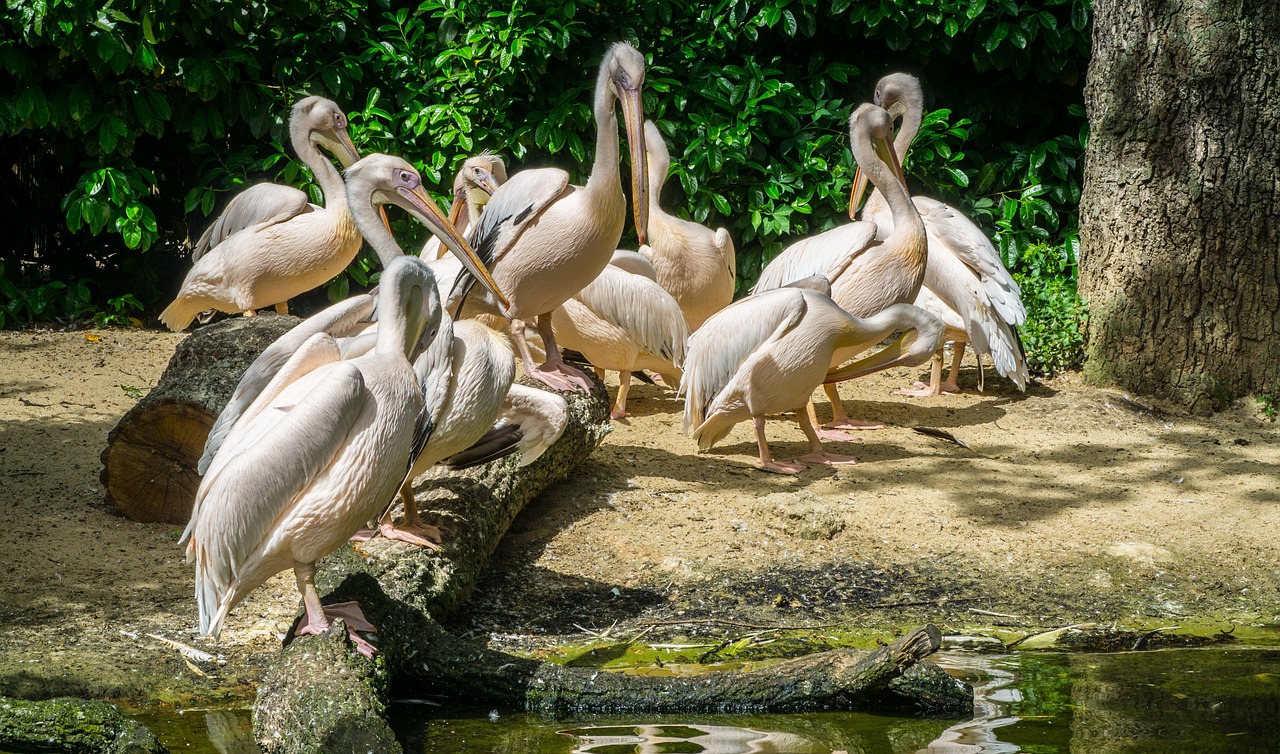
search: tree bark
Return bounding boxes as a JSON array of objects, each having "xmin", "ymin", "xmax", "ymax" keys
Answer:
[
  {"xmin": 1078, "ymin": 0, "xmax": 1280, "ymax": 412},
  {"xmin": 99, "ymin": 314, "xmax": 299, "ymax": 522}
]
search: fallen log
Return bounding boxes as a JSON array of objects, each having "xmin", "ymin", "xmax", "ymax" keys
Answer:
[
  {"xmin": 100, "ymin": 315, "xmax": 299, "ymax": 523},
  {"xmin": 0, "ymin": 695, "xmax": 168, "ymax": 754}
]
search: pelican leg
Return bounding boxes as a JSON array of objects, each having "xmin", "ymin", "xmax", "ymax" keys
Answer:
[
  {"xmin": 242, "ymin": 309, "xmax": 258, "ymax": 318},
  {"xmin": 820, "ymin": 383, "xmax": 886, "ymax": 431},
  {"xmin": 378, "ymin": 482, "xmax": 444, "ymax": 551},
  {"xmin": 274, "ymin": 301, "xmax": 290, "ymax": 316},
  {"xmin": 894, "ymin": 349, "xmax": 945, "ymax": 397},
  {"xmin": 753, "ymin": 415, "xmax": 805, "ymax": 475},
  {"xmin": 610, "ymin": 372, "xmax": 631, "ymax": 420},
  {"xmin": 810, "ymin": 401, "xmax": 858, "ymax": 442},
  {"xmin": 939, "ymin": 341, "xmax": 966, "ymax": 394},
  {"xmin": 795, "ymin": 409, "xmax": 858, "ymax": 467},
  {"xmin": 293, "ymin": 561, "xmax": 378, "ymax": 657},
  {"xmin": 519, "ymin": 314, "xmax": 593, "ymax": 393}
]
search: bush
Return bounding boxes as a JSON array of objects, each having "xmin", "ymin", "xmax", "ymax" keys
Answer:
[{"xmin": 1, "ymin": 0, "xmax": 1090, "ymax": 368}]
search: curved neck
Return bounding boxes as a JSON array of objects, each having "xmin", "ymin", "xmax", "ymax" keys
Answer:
[
  {"xmin": 349, "ymin": 183, "xmax": 405, "ymax": 268},
  {"xmin": 292, "ymin": 123, "xmax": 347, "ymax": 211},
  {"xmin": 852, "ymin": 131, "xmax": 920, "ymax": 237},
  {"xmin": 892, "ymin": 93, "xmax": 924, "ymax": 163},
  {"xmin": 646, "ymin": 130, "xmax": 669, "ymax": 215},
  {"xmin": 585, "ymin": 63, "xmax": 620, "ymax": 194}
]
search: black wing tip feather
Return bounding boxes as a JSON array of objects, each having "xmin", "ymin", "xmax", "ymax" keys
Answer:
[{"xmin": 443, "ymin": 424, "xmax": 524, "ymax": 469}]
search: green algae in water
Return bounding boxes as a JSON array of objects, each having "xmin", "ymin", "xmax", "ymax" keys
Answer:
[{"xmin": 109, "ymin": 648, "xmax": 1280, "ymax": 753}]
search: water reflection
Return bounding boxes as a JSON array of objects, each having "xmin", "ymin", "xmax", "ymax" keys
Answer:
[
  {"xmin": 129, "ymin": 647, "xmax": 1280, "ymax": 753},
  {"xmin": 561, "ymin": 723, "xmax": 825, "ymax": 753}
]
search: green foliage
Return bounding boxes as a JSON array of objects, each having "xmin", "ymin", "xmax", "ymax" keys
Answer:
[
  {"xmin": 93, "ymin": 293, "xmax": 145, "ymax": 328},
  {"xmin": 1258, "ymin": 393, "xmax": 1278, "ymax": 422},
  {"xmin": 2, "ymin": 0, "xmax": 1092, "ymax": 374}
]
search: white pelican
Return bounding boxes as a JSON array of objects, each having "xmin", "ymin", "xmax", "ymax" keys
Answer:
[
  {"xmin": 336, "ymin": 154, "xmax": 563, "ymax": 549},
  {"xmin": 181, "ymin": 254, "xmax": 440, "ymax": 656},
  {"xmin": 422, "ymin": 153, "xmax": 506, "ymax": 259},
  {"xmin": 550, "ymin": 252, "xmax": 688, "ymax": 419},
  {"xmin": 753, "ymin": 103, "xmax": 928, "ymax": 434},
  {"xmin": 681, "ymin": 288, "xmax": 943, "ymax": 475},
  {"xmin": 859, "ymin": 73, "xmax": 1027, "ymax": 395},
  {"xmin": 196, "ymin": 153, "xmax": 507, "ymax": 476},
  {"xmin": 454, "ymin": 42, "xmax": 649, "ymax": 393},
  {"xmin": 161, "ymin": 97, "xmax": 362, "ymax": 330},
  {"xmin": 637, "ymin": 121, "xmax": 735, "ymax": 331}
]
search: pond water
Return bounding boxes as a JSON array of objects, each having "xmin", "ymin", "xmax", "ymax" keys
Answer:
[{"xmin": 129, "ymin": 647, "xmax": 1280, "ymax": 753}]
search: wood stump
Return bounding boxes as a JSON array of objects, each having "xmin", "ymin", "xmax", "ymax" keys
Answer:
[{"xmin": 99, "ymin": 314, "xmax": 299, "ymax": 523}]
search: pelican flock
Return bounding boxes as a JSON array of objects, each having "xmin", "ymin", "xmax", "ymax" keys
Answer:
[{"xmin": 169, "ymin": 47, "xmax": 1025, "ymax": 650}]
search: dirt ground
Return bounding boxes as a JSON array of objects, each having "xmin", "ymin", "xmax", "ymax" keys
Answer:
[{"xmin": 1, "ymin": 327, "xmax": 1277, "ymax": 704}]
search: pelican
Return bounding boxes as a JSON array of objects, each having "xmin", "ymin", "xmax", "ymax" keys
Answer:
[
  {"xmin": 637, "ymin": 121, "xmax": 735, "ymax": 331},
  {"xmin": 161, "ymin": 96, "xmax": 362, "ymax": 330},
  {"xmin": 551, "ymin": 252, "xmax": 689, "ymax": 419},
  {"xmin": 197, "ymin": 153, "xmax": 507, "ymax": 476},
  {"xmin": 859, "ymin": 73, "xmax": 1027, "ymax": 395},
  {"xmin": 181, "ymin": 255, "xmax": 440, "ymax": 656},
  {"xmin": 453, "ymin": 42, "xmax": 649, "ymax": 393},
  {"xmin": 753, "ymin": 103, "xmax": 927, "ymax": 433},
  {"xmin": 681, "ymin": 287, "xmax": 943, "ymax": 474},
  {"xmin": 422, "ymin": 153, "xmax": 506, "ymax": 259}
]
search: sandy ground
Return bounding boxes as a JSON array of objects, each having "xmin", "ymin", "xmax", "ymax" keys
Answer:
[{"xmin": 1, "ymin": 327, "xmax": 1278, "ymax": 703}]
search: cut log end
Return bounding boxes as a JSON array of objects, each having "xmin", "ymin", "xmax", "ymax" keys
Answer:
[{"xmin": 100, "ymin": 398, "xmax": 213, "ymax": 524}]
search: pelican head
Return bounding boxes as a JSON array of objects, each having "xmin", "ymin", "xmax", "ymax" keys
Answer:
[
  {"xmin": 345, "ymin": 153, "xmax": 510, "ymax": 310},
  {"xmin": 292, "ymin": 95, "xmax": 360, "ymax": 168},
  {"xmin": 600, "ymin": 42, "xmax": 650, "ymax": 246},
  {"xmin": 872, "ymin": 72, "xmax": 924, "ymax": 127},
  {"xmin": 847, "ymin": 103, "xmax": 906, "ymax": 220},
  {"xmin": 378, "ymin": 255, "xmax": 443, "ymax": 359},
  {"xmin": 824, "ymin": 303, "xmax": 944, "ymax": 383},
  {"xmin": 449, "ymin": 154, "xmax": 505, "ymax": 225}
]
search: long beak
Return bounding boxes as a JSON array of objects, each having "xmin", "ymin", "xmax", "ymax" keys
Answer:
[
  {"xmin": 395, "ymin": 184, "xmax": 510, "ymax": 311},
  {"xmin": 823, "ymin": 330, "xmax": 924, "ymax": 384},
  {"xmin": 848, "ymin": 166, "xmax": 868, "ymax": 221},
  {"xmin": 446, "ymin": 190, "xmax": 467, "ymax": 230},
  {"xmin": 320, "ymin": 128, "xmax": 362, "ymax": 169},
  {"xmin": 619, "ymin": 87, "xmax": 649, "ymax": 245}
]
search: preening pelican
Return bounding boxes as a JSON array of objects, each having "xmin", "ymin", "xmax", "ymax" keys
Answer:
[
  {"xmin": 551, "ymin": 257, "xmax": 689, "ymax": 419},
  {"xmin": 753, "ymin": 103, "xmax": 927, "ymax": 432},
  {"xmin": 454, "ymin": 42, "xmax": 649, "ymax": 393},
  {"xmin": 637, "ymin": 121, "xmax": 735, "ymax": 331},
  {"xmin": 181, "ymin": 255, "xmax": 440, "ymax": 656},
  {"xmin": 422, "ymin": 153, "xmax": 506, "ymax": 259},
  {"xmin": 681, "ymin": 288, "xmax": 943, "ymax": 474},
  {"xmin": 859, "ymin": 73, "xmax": 1027, "ymax": 395},
  {"xmin": 162, "ymin": 97, "xmax": 362, "ymax": 330}
]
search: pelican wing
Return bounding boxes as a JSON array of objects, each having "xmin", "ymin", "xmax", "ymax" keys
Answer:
[
  {"xmin": 576, "ymin": 265, "xmax": 690, "ymax": 366},
  {"xmin": 407, "ymin": 313, "xmax": 457, "ymax": 477},
  {"xmin": 187, "ymin": 358, "xmax": 367, "ymax": 631},
  {"xmin": 752, "ymin": 223, "xmax": 877, "ymax": 293},
  {"xmin": 451, "ymin": 168, "xmax": 571, "ymax": 307},
  {"xmin": 197, "ymin": 294, "xmax": 377, "ymax": 474},
  {"xmin": 915, "ymin": 197, "xmax": 1025, "ymax": 326},
  {"xmin": 680, "ymin": 288, "xmax": 807, "ymax": 432},
  {"xmin": 499, "ymin": 383, "xmax": 569, "ymax": 466},
  {"xmin": 192, "ymin": 183, "xmax": 314, "ymax": 261}
]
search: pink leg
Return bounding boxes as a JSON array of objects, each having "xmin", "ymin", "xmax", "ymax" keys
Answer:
[
  {"xmin": 819, "ymin": 384, "xmax": 885, "ymax": 432},
  {"xmin": 894, "ymin": 349, "xmax": 945, "ymax": 397},
  {"xmin": 938, "ymin": 341, "xmax": 966, "ymax": 394},
  {"xmin": 753, "ymin": 415, "xmax": 806, "ymax": 475},
  {"xmin": 378, "ymin": 483, "xmax": 444, "ymax": 551},
  {"xmin": 274, "ymin": 301, "xmax": 290, "ymax": 316},
  {"xmin": 795, "ymin": 409, "xmax": 859, "ymax": 466},
  {"xmin": 610, "ymin": 372, "xmax": 631, "ymax": 420},
  {"xmin": 512, "ymin": 316, "xmax": 592, "ymax": 393},
  {"xmin": 293, "ymin": 562, "xmax": 378, "ymax": 657},
  {"xmin": 809, "ymin": 401, "xmax": 858, "ymax": 442}
]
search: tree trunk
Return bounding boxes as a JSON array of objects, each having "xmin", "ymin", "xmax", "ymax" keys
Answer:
[
  {"xmin": 1078, "ymin": 0, "xmax": 1280, "ymax": 412},
  {"xmin": 99, "ymin": 314, "xmax": 299, "ymax": 522}
]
